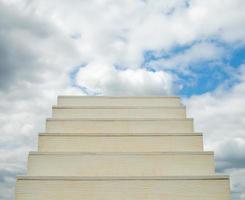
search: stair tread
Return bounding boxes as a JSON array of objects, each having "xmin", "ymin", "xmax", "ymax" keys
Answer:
[
  {"xmin": 58, "ymin": 96, "xmax": 180, "ymax": 99},
  {"xmin": 17, "ymin": 175, "xmax": 229, "ymax": 180},
  {"xmin": 29, "ymin": 151, "xmax": 212, "ymax": 155},
  {"xmin": 39, "ymin": 132, "xmax": 202, "ymax": 136},
  {"xmin": 53, "ymin": 106, "xmax": 184, "ymax": 109},
  {"xmin": 47, "ymin": 118, "xmax": 192, "ymax": 121}
]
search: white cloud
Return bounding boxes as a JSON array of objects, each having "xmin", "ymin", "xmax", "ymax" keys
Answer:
[
  {"xmin": 147, "ymin": 42, "xmax": 226, "ymax": 71},
  {"xmin": 15, "ymin": 0, "xmax": 245, "ymax": 68},
  {"xmin": 184, "ymin": 65, "xmax": 245, "ymax": 199},
  {"xmin": 224, "ymin": 168, "xmax": 245, "ymax": 200},
  {"xmin": 76, "ymin": 61, "xmax": 173, "ymax": 95}
]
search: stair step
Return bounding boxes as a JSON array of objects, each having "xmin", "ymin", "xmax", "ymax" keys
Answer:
[
  {"xmin": 27, "ymin": 152, "xmax": 214, "ymax": 176},
  {"xmin": 38, "ymin": 133, "xmax": 203, "ymax": 152},
  {"xmin": 15, "ymin": 96, "xmax": 231, "ymax": 200},
  {"xmin": 46, "ymin": 118, "xmax": 194, "ymax": 133},
  {"xmin": 52, "ymin": 106, "xmax": 186, "ymax": 119},
  {"xmin": 57, "ymin": 96, "xmax": 181, "ymax": 107},
  {"xmin": 16, "ymin": 176, "xmax": 231, "ymax": 200}
]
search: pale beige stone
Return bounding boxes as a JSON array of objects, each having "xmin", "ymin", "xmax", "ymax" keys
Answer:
[
  {"xmin": 27, "ymin": 152, "xmax": 215, "ymax": 176},
  {"xmin": 57, "ymin": 96, "xmax": 181, "ymax": 107},
  {"xmin": 52, "ymin": 106, "xmax": 186, "ymax": 119},
  {"xmin": 15, "ymin": 96, "xmax": 231, "ymax": 200},
  {"xmin": 45, "ymin": 118, "xmax": 194, "ymax": 133},
  {"xmin": 38, "ymin": 133, "xmax": 203, "ymax": 152},
  {"xmin": 16, "ymin": 176, "xmax": 231, "ymax": 200}
]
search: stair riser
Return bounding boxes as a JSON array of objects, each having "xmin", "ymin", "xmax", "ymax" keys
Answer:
[
  {"xmin": 27, "ymin": 154, "xmax": 215, "ymax": 176},
  {"xmin": 16, "ymin": 179, "xmax": 231, "ymax": 200},
  {"xmin": 52, "ymin": 107, "xmax": 186, "ymax": 119},
  {"xmin": 38, "ymin": 135, "xmax": 203, "ymax": 152},
  {"xmin": 46, "ymin": 120, "xmax": 193, "ymax": 133},
  {"xmin": 58, "ymin": 97, "xmax": 181, "ymax": 107}
]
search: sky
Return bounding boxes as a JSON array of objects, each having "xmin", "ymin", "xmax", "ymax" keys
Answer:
[{"xmin": 0, "ymin": 0, "xmax": 245, "ymax": 199}]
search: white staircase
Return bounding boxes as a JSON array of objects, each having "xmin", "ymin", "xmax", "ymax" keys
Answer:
[{"xmin": 15, "ymin": 96, "xmax": 231, "ymax": 200}]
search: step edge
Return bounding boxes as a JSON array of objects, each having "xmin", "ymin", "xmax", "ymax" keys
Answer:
[
  {"xmin": 58, "ymin": 96, "xmax": 181, "ymax": 99},
  {"xmin": 39, "ymin": 132, "xmax": 202, "ymax": 136},
  {"xmin": 46, "ymin": 118, "xmax": 193, "ymax": 121},
  {"xmin": 16, "ymin": 175, "xmax": 229, "ymax": 181},
  {"xmin": 52, "ymin": 106, "xmax": 185, "ymax": 109},
  {"xmin": 29, "ymin": 151, "xmax": 213, "ymax": 155}
]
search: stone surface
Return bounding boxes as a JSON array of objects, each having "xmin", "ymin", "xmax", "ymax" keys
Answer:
[
  {"xmin": 38, "ymin": 133, "xmax": 203, "ymax": 152},
  {"xmin": 16, "ymin": 176, "xmax": 231, "ymax": 200},
  {"xmin": 15, "ymin": 96, "xmax": 231, "ymax": 200},
  {"xmin": 57, "ymin": 96, "xmax": 181, "ymax": 107},
  {"xmin": 27, "ymin": 152, "xmax": 215, "ymax": 176},
  {"xmin": 46, "ymin": 118, "xmax": 194, "ymax": 133},
  {"xmin": 52, "ymin": 106, "xmax": 186, "ymax": 119}
]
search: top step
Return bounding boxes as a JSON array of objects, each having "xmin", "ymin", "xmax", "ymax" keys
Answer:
[{"xmin": 57, "ymin": 96, "xmax": 181, "ymax": 107}]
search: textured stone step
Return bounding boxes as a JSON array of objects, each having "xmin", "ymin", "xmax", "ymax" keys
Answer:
[
  {"xmin": 38, "ymin": 133, "xmax": 203, "ymax": 152},
  {"xmin": 46, "ymin": 118, "xmax": 194, "ymax": 133},
  {"xmin": 52, "ymin": 106, "xmax": 186, "ymax": 119},
  {"xmin": 57, "ymin": 96, "xmax": 181, "ymax": 107},
  {"xmin": 27, "ymin": 152, "xmax": 214, "ymax": 176},
  {"xmin": 16, "ymin": 176, "xmax": 231, "ymax": 200}
]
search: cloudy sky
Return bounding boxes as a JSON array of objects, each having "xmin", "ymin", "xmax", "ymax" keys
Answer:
[{"xmin": 0, "ymin": 0, "xmax": 245, "ymax": 199}]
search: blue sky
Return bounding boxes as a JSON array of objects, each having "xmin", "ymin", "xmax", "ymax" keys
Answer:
[
  {"xmin": 142, "ymin": 43, "xmax": 245, "ymax": 97},
  {"xmin": 0, "ymin": 0, "xmax": 245, "ymax": 199},
  {"xmin": 177, "ymin": 45, "xmax": 245, "ymax": 96}
]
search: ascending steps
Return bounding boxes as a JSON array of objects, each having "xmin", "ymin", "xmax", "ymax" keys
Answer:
[
  {"xmin": 27, "ymin": 152, "xmax": 215, "ymax": 176},
  {"xmin": 15, "ymin": 96, "xmax": 231, "ymax": 200},
  {"xmin": 57, "ymin": 96, "xmax": 181, "ymax": 107},
  {"xmin": 16, "ymin": 176, "xmax": 231, "ymax": 200},
  {"xmin": 46, "ymin": 118, "xmax": 194, "ymax": 133},
  {"xmin": 52, "ymin": 106, "xmax": 186, "ymax": 119},
  {"xmin": 38, "ymin": 133, "xmax": 203, "ymax": 152}
]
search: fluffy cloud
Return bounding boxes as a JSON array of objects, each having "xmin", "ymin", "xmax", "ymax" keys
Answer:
[
  {"xmin": 75, "ymin": 62, "xmax": 173, "ymax": 95},
  {"xmin": 0, "ymin": 1, "xmax": 83, "ymax": 199},
  {"xmin": 146, "ymin": 42, "xmax": 226, "ymax": 73},
  {"xmin": 184, "ymin": 65, "xmax": 245, "ymax": 199},
  {"xmin": 13, "ymin": 0, "xmax": 245, "ymax": 68},
  {"xmin": 0, "ymin": 0, "xmax": 245, "ymax": 199}
]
